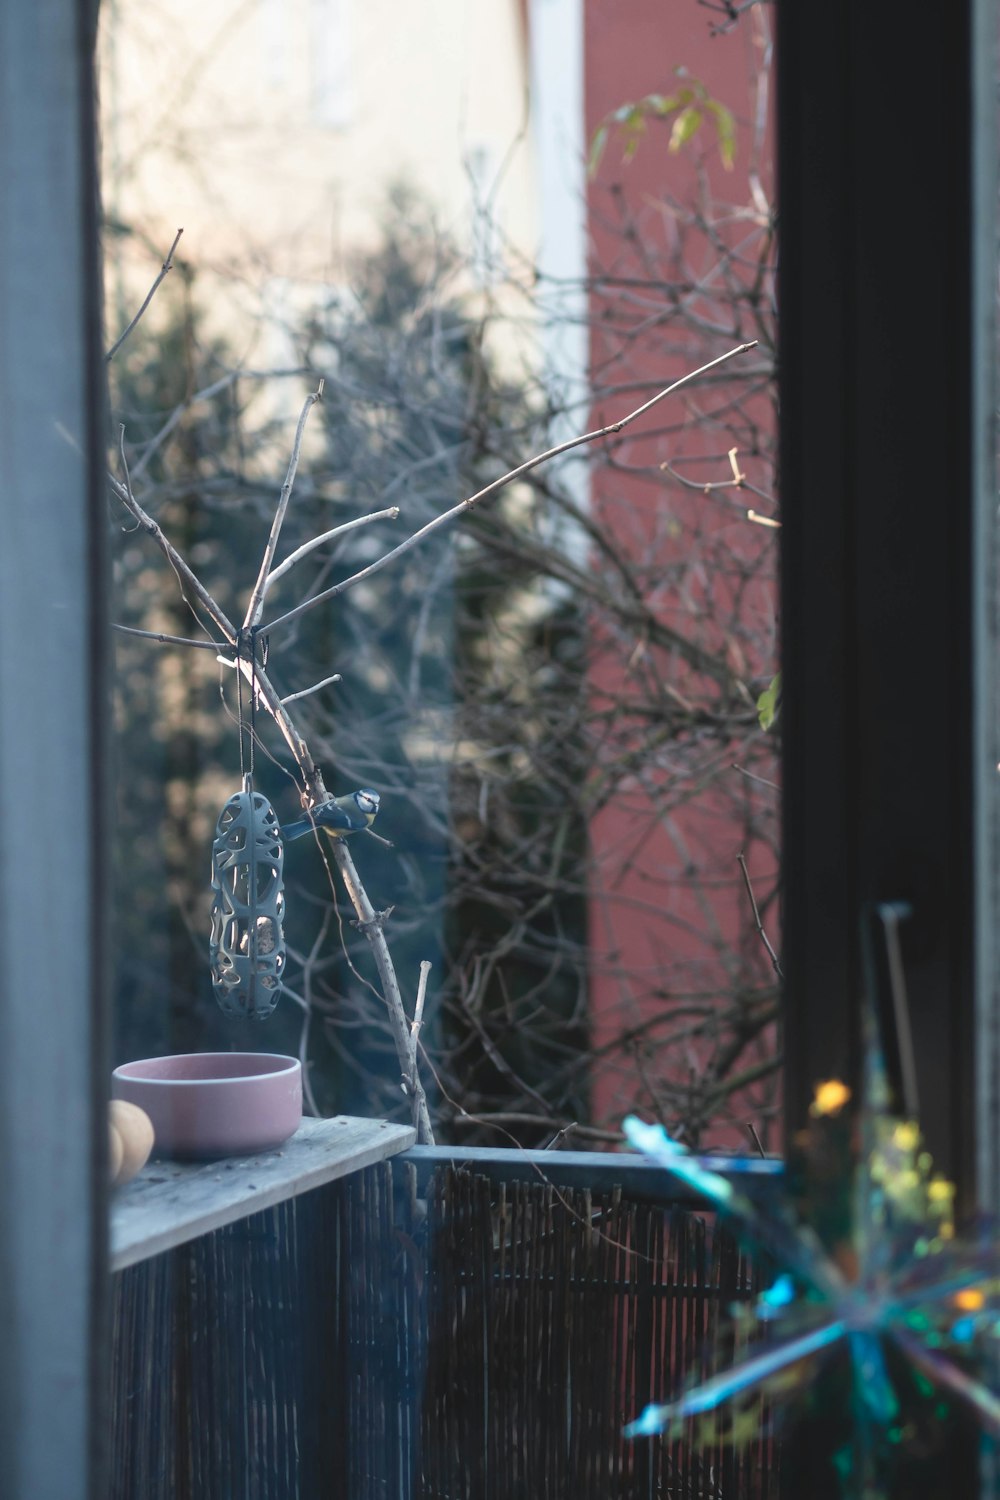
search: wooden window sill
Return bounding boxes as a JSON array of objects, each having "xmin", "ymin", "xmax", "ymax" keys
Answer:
[{"xmin": 110, "ymin": 1115, "xmax": 416, "ymax": 1271}]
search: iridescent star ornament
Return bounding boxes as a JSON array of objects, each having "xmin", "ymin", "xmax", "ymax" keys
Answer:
[{"xmin": 622, "ymin": 1014, "xmax": 999, "ymax": 1486}]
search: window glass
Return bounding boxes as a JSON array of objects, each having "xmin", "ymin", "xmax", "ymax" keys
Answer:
[
  {"xmin": 101, "ymin": 3, "xmax": 782, "ymax": 1492},
  {"xmin": 102, "ymin": 0, "xmax": 779, "ymax": 1159}
]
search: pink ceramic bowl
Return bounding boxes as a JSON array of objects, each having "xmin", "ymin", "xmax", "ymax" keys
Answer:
[{"xmin": 112, "ymin": 1053, "xmax": 302, "ymax": 1159}]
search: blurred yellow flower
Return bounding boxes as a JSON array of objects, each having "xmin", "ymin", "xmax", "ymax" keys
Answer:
[{"xmin": 810, "ymin": 1079, "xmax": 852, "ymax": 1117}]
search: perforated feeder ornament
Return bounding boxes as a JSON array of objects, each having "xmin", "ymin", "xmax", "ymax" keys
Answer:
[{"xmin": 209, "ymin": 783, "xmax": 286, "ymax": 1018}]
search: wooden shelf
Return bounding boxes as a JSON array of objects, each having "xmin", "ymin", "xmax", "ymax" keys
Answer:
[{"xmin": 110, "ymin": 1115, "xmax": 416, "ymax": 1271}]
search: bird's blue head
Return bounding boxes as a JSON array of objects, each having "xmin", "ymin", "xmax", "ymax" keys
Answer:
[{"xmin": 354, "ymin": 789, "xmax": 380, "ymax": 817}]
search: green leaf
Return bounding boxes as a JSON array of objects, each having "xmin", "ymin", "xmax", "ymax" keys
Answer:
[
  {"xmin": 668, "ymin": 106, "xmax": 703, "ymax": 155},
  {"xmin": 587, "ymin": 123, "xmax": 609, "ymax": 177},
  {"xmin": 706, "ymin": 98, "xmax": 737, "ymax": 170},
  {"xmin": 592, "ymin": 75, "xmax": 739, "ymax": 175},
  {"xmin": 757, "ymin": 673, "xmax": 781, "ymax": 731}
]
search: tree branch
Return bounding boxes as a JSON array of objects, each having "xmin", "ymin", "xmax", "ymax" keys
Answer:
[
  {"xmin": 264, "ymin": 341, "xmax": 758, "ymax": 633},
  {"xmin": 113, "ymin": 623, "xmax": 224, "ymax": 651},
  {"xmin": 737, "ymin": 849, "xmax": 783, "ymax": 980},
  {"xmin": 244, "ymin": 379, "xmax": 324, "ymax": 628},
  {"xmin": 280, "ymin": 673, "xmax": 342, "ymax": 705},
  {"xmin": 332, "ymin": 841, "xmax": 435, "ymax": 1142},
  {"xmin": 108, "ymin": 470, "xmax": 327, "ymax": 803},
  {"xmin": 106, "ymin": 227, "xmax": 183, "ymax": 362},
  {"xmin": 265, "ymin": 507, "xmax": 399, "ymax": 593}
]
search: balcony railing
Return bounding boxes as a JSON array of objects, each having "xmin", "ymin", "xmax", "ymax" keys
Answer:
[{"xmin": 110, "ymin": 1140, "xmax": 784, "ymax": 1499}]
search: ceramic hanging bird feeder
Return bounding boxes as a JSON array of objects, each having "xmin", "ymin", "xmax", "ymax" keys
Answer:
[{"xmin": 209, "ymin": 787, "xmax": 286, "ymax": 1018}]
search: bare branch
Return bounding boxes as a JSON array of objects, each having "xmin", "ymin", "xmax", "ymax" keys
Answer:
[
  {"xmin": 412, "ymin": 960, "xmax": 431, "ymax": 1050},
  {"xmin": 746, "ymin": 1122, "xmax": 767, "ymax": 1158},
  {"xmin": 264, "ymin": 341, "xmax": 758, "ymax": 633},
  {"xmin": 662, "ymin": 457, "xmax": 774, "ymax": 505},
  {"xmin": 280, "ymin": 673, "xmax": 342, "ymax": 705},
  {"xmin": 105, "ymin": 227, "xmax": 183, "ymax": 362},
  {"xmin": 332, "ymin": 841, "xmax": 435, "ymax": 1143},
  {"xmin": 364, "ymin": 828, "xmax": 395, "ymax": 849},
  {"xmin": 265, "ymin": 507, "xmax": 400, "ymax": 593},
  {"xmin": 108, "ymin": 470, "xmax": 326, "ymax": 801},
  {"xmin": 732, "ymin": 763, "xmax": 780, "ymax": 792},
  {"xmin": 737, "ymin": 849, "xmax": 783, "ymax": 980},
  {"xmin": 117, "ymin": 422, "xmax": 135, "ymax": 508},
  {"xmin": 113, "ymin": 623, "xmax": 224, "ymax": 651},
  {"xmin": 129, "ymin": 370, "xmax": 240, "ymax": 485},
  {"xmin": 109, "ymin": 471, "xmax": 238, "ymax": 643},
  {"xmin": 244, "ymin": 380, "xmax": 325, "ymax": 629}
]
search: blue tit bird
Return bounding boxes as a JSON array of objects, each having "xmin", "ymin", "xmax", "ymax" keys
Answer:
[{"xmin": 280, "ymin": 788, "xmax": 380, "ymax": 842}]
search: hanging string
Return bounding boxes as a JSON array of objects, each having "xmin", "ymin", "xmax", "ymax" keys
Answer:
[
  {"xmin": 236, "ymin": 634, "xmax": 247, "ymax": 786},
  {"xmin": 248, "ymin": 626, "xmax": 261, "ymax": 791},
  {"xmin": 235, "ymin": 627, "xmax": 261, "ymax": 795}
]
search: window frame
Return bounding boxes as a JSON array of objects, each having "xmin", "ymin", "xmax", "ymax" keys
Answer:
[
  {"xmin": 777, "ymin": 0, "xmax": 996, "ymax": 1210},
  {"xmin": 0, "ymin": 2, "xmax": 109, "ymax": 1497}
]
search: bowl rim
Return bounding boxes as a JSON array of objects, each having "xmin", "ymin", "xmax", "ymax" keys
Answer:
[{"xmin": 112, "ymin": 1052, "xmax": 301, "ymax": 1086}]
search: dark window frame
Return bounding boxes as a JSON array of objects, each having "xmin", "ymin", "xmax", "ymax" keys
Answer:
[{"xmin": 778, "ymin": 0, "xmax": 997, "ymax": 1210}]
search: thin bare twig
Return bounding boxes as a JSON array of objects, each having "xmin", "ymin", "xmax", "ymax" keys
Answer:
[
  {"xmin": 746, "ymin": 1121, "xmax": 767, "ymax": 1158},
  {"xmin": 130, "ymin": 369, "xmax": 240, "ymax": 484},
  {"xmin": 662, "ymin": 457, "xmax": 774, "ymax": 507},
  {"xmin": 364, "ymin": 827, "xmax": 394, "ymax": 849},
  {"xmin": 117, "ymin": 423, "xmax": 136, "ymax": 506},
  {"xmin": 737, "ymin": 849, "xmax": 784, "ymax": 980},
  {"xmin": 106, "ymin": 227, "xmax": 183, "ymax": 362},
  {"xmin": 244, "ymin": 379, "xmax": 325, "ymax": 628},
  {"xmin": 113, "ymin": 623, "xmax": 224, "ymax": 651},
  {"xmin": 280, "ymin": 673, "xmax": 342, "ymax": 705},
  {"xmin": 265, "ymin": 508, "xmax": 400, "ymax": 593},
  {"xmin": 732, "ymin": 762, "xmax": 780, "ymax": 792},
  {"xmin": 542, "ymin": 1121, "xmax": 578, "ymax": 1150},
  {"xmin": 264, "ymin": 341, "xmax": 758, "ymax": 633},
  {"xmin": 412, "ymin": 960, "xmax": 431, "ymax": 1050}
]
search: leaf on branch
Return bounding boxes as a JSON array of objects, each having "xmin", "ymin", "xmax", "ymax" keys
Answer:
[
  {"xmin": 669, "ymin": 106, "xmax": 703, "ymax": 154},
  {"xmin": 588, "ymin": 122, "xmax": 610, "ymax": 176},
  {"xmin": 756, "ymin": 673, "xmax": 781, "ymax": 731},
  {"xmin": 705, "ymin": 98, "xmax": 737, "ymax": 170},
  {"xmin": 590, "ymin": 73, "xmax": 738, "ymax": 175}
]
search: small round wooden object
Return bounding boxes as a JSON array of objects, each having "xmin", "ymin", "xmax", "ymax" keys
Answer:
[{"xmin": 109, "ymin": 1099, "xmax": 155, "ymax": 1186}]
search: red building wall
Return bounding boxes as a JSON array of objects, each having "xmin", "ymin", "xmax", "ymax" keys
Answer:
[{"xmin": 582, "ymin": 1, "xmax": 780, "ymax": 1150}]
